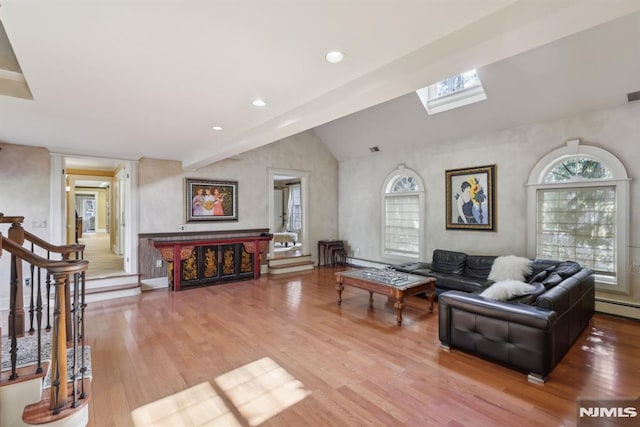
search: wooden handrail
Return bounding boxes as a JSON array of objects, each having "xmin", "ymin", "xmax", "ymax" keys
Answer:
[
  {"xmin": 0, "ymin": 236, "xmax": 88, "ymax": 273},
  {"xmin": 0, "ymin": 216, "xmax": 84, "ymax": 257},
  {"xmin": 0, "ymin": 215, "xmax": 24, "ymax": 224},
  {"xmin": 23, "ymin": 229, "xmax": 85, "ymax": 258}
]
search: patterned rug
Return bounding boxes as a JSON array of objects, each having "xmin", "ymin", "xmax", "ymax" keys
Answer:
[{"xmin": 1, "ymin": 333, "xmax": 92, "ymax": 388}]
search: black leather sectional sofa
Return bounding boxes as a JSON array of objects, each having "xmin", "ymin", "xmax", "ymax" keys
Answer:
[
  {"xmin": 392, "ymin": 249, "xmax": 595, "ymax": 382},
  {"xmin": 392, "ymin": 249, "xmax": 495, "ymax": 295}
]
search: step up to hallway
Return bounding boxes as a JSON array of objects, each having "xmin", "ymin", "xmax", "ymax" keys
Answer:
[
  {"xmin": 268, "ymin": 254, "xmax": 315, "ymax": 275},
  {"xmin": 84, "ymin": 273, "xmax": 141, "ymax": 302}
]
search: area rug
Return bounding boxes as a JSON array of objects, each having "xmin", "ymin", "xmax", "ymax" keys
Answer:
[
  {"xmin": 1, "ymin": 333, "xmax": 91, "ymax": 388},
  {"xmin": 1, "ymin": 333, "xmax": 52, "ymax": 372}
]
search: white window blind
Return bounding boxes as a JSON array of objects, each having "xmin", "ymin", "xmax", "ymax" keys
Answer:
[
  {"xmin": 536, "ymin": 186, "xmax": 616, "ymax": 276},
  {"xmin": 290, "ymin": 185, "xmax": 302, "ymax": 230},
  {"xmin": 385, "ymin": 194, "xmax": 420, "ymax": 257}
]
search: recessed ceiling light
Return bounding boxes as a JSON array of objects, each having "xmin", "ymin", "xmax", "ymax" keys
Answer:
[
  {"xmin": 252, "ymin": 99, "xmax": 267, "ymax": 107},
  {"xmin": 325, "ymin": 51, "xmax": 345, "ymax": 64},
  {"xmin": 211, "ymin": 126, "xmax": 223, "ymax": 131}
]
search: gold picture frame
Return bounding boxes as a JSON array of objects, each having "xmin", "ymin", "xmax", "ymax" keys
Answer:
[{"xmin": 446, "ymin": 165, "xmax": 496, "ymax": 231}]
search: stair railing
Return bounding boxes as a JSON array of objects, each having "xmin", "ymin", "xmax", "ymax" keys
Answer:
[
  {"xmin": 1, "ymin": 221, "xmax": 89, "ymax": 415},
  {"xmin": 0, "ymin": 215, "xmax": 85, "ymax": 341},
  {"xmin": 23, "ymin": 228, "xmax": 85, "ymax": 339}
]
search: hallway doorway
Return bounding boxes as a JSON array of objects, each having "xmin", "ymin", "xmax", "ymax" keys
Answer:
[
  {"xmin": 268, "ymin": 168, "xmax": 310, "ymax": 259},
  {"xmin": 52, "ymin": 155, "xmax": 139, "ymax": 279}
]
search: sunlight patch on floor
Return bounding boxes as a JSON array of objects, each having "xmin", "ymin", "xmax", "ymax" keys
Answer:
[
  {"xmin": 131, "ymin": 382, "xmax": 240, "ymax": 427},
  {"xmin": 215, "ymin": 357, "xmax": 311, "ymax": 426},
  {"xmin": 131, "ymin": 357, "xmax": 310, "ymax": 426}
]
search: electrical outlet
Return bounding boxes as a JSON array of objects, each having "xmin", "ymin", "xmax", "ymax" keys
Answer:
[
  {"xmin": 156, "ymin": 259, "xmax": 163, "ymax": 268},
  {"xmin": 178, "ymin": 224, "xmax": 186, "ymax": 231}
]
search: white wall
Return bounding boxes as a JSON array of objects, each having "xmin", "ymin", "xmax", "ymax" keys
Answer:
[
  {"xmin": 138, "ymin": 129, "xmax": 339, "ymax": 259},
  {"xmin": 338, "ymin": 102, "xmax": 640, "ymax": 305}
]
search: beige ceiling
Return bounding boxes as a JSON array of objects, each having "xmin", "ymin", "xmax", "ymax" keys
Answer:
[{"xmin": 1, "ymin": 1, "xmax": 639, "ymax": 170}]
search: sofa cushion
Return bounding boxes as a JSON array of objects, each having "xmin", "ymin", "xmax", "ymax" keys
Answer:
[
  {"xmin": 528, "ymin": 269, "xmax": 549, "ymax": 284},
  {"xmin": 431, "ymin": 250, "xmax": 467, "ymax": 274},
  {"xmin": 463, "ymin": 255, "xmax": 496, "ymax": 279},
  {"xmin": 479, "ymin": 280, "xmax": 537, "ymax": 301},
  {"xmin": 488, "ymin": 255, "xmax": 532, "ymax": 282},
  {"xmin": 528, "ymin": 259, "xmax": 560, "ymax": 280},
  {"xmin": 554, "ymin": 261, "xmax": 581, "ymax": 278},
  {"xmin": 430, "ymin": 272, "xmax": 492, "ymax": 293},
  {"xmin": 528, "ymin": 261, "xmax": 581, "ymax": 289},
  {"xmin": 391, "ymin": 262, "xmax": 431, "ymax": 274},
  {"xmin": 510, "ymin": 282, "xmax": 547, "ymax": 304},
  {"xmin": 541, "ymin": 272, "xmax": 563, "ymax": 289}
]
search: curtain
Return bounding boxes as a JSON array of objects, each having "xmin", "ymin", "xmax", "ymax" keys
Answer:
[{"xmin": 284, "ymin": 184, "xmax": 302, "ymax": 234}]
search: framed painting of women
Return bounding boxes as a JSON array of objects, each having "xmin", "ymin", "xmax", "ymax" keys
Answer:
[
  {"xmin": 186, "ymin": 178, "xmax": 238, "ymax": 222},
  {"xmin": 445, "ymin": 165, "xmax": 496, "ymax": 231}
]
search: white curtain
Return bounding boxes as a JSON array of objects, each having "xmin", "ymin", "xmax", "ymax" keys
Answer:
[{"xmin": 284, "ymin": 184, "xmax": 302, "ymax": 234}]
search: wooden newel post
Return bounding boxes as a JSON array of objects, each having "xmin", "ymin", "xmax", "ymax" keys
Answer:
[
  {"xmin": 7, "ymin": 218, "xmax": 26, "ymax": 337},
  {"xmin": 1, "ymin": 231, "xmax": 2, "ymax": 367},
  {"xmin": 50, "ymin": 272, "xmax": 68, "ymax": 410}
]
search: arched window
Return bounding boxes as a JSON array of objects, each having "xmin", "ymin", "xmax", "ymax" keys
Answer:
[
  {"xmin": 527, "ymin": 140, "xmax": 630, "ymax": 293},
  {"xmin": 381, "ymin": 164, "xmax": 425, "ymax": 260}
]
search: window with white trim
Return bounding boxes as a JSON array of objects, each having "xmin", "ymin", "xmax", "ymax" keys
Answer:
[
  {"xmin": 527, "ymin": 140, "xmax": 630, "ymax": 293},
  {"xmin": 381, "ymin": 165, "xmax": 425, "ymax": 260}
]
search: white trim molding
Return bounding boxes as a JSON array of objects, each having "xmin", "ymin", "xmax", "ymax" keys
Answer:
[
  {"xmin": 526, "ymin": 139, "xmax": 631, "ymax": 294},
  {"xmin": 380, "ymin": 164, "xmax": 426, "ymax": 262}
]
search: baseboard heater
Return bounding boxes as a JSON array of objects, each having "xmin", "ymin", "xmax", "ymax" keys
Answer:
[{"xmin": 595, "ymin": 297, "xmax": 640, "ymax": 320}]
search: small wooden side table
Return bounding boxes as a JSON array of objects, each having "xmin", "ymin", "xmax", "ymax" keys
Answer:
[{"xmin": 317, "ymin": 240, "xmax": 344, "ymax": 266}]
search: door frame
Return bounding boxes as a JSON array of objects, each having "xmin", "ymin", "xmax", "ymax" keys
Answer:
[
  {"xmin": 49, "ymin": 154, "xmax": 139, "ymax": 275},
  {"xmin": 75, "ymin": 191, "xmax": 99, "ymax": 233},
  {"xmin": 267, "ymin": 168, "xmax": 310, "ymax": 257}
]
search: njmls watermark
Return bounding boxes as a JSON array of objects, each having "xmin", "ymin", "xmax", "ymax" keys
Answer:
[{"xmin": 578, "ymin": 397, "xmax": 639, "ymax": 426}]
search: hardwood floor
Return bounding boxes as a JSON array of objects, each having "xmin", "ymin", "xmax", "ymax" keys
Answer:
[{"xmin": 84, "ymin": 267, "xmax": 640, "ymax": 427}]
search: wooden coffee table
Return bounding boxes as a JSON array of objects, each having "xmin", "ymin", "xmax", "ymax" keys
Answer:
[{"xmin": 335, "ymin": 269, "xmax": 436, "ymax": 326}]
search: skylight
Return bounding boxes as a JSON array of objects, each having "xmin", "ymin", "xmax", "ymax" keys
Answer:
[{"xmin": 416, "ymin": 69, "xmax": 486, "ymax": 115}]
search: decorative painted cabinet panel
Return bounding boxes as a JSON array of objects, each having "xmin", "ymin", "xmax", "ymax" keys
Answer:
[
  {"xmin": 149, "ymin": 231, "xmax": 272, "ymax": 291},
  {"xmin": 178, "ymin": 243, "xmax": 254, "ymax": 288}
]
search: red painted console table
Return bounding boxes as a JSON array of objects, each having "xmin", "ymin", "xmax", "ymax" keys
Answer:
[{"xmin": 150, "ymin": 232, "xmax": 272, "ymax": 291}]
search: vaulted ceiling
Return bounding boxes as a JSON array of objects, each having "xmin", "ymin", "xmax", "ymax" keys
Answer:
[
  {"xmin": 316, "ymin": 10, "xmax": 640, "ymax": 161},
  {"xmin": 1, "ymin": 1, "xmax": 639, "ymax": 170}
]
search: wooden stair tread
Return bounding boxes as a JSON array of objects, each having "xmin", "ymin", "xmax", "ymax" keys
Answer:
[
  {"xmin": 85, "ymin": 282, "xmax": 141, "ymax": 294},
  {"xmin": 270, "ymin": 253, "xmax": 311, "ymax": 261},
  {"xmin": 0, "ymin": 361, "xmax": 50, "ymax": 385},
  {"xmin": 269, "ymin": 260, "xmax": 315, "ymax": 269},
  {"xmin": 22, "ymin": 378, "xmax": 92, "ymax": 425},
  {"xmin": 86, "ymin": 273, "xmax": 140, "ymax": 280}
]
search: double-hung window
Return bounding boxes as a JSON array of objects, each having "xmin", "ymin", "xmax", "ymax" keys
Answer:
[{"xmin": 527, "ymin": 140, "xmax": 629, "ymax": 293}]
